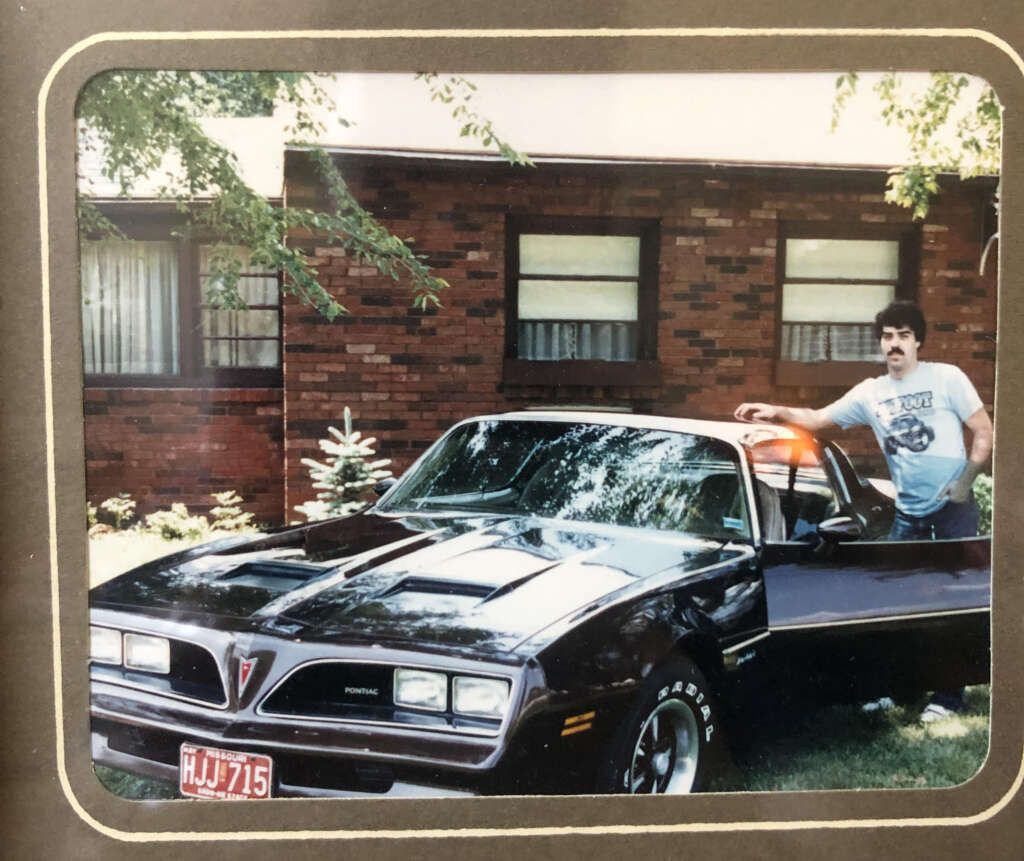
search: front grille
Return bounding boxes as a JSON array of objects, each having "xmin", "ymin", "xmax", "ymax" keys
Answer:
[
  {"xmin": 92, "ymin": 636, "xmax": 226, "ymax": 707},
  {"xmin": 261, "ymin": 663, "xmax": 394, "ymax": 718},
  {"xmin": 259, "ymin": 661, "xmax": 504, "ymax": 735}
]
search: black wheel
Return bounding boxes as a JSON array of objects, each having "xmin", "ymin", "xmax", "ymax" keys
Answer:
[{"xmin": 598, "ymin": 657, "xmax": 722, "ymax": 794}]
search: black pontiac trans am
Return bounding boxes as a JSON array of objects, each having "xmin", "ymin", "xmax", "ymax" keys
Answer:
[{"xmin": 89, "ymin": 412, "xmax": 990, "ymax": 798}]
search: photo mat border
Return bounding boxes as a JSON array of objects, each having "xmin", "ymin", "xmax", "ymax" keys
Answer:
[{"xmin": 41, "ymin": 24, "xmax": 1023, "ymax": 843}]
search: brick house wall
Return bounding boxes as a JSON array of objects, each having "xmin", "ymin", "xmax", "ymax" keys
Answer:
[
  {"xmin": 84, "ymin": 388, "xmax": 284, "ymax": 524},
  {"xmin": 81, "ymin": 151, "xmax": 996, "ymax": 525},
  {"xmin": 280, "ymin": 151, "xmax": 997, "ymax": 517}
]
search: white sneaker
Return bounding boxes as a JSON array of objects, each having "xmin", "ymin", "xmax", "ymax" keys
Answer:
[
  {"xmin": 861, "ymin": 696, "xmax": 896, "ymax": 713},
  {"xmin": 920, "ymin": 703, "xmax": 955, "ymax": 723}
]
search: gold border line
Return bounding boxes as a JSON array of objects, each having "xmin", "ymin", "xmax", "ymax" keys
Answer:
[{"xmin": 40, "ymin": 26, "xmax": 1021, "ymax": 842}]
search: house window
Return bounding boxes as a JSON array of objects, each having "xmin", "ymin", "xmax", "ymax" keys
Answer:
[
  {"xmin": 81, "ymin": 231, "xmax": 282, "ymax": 387},
  {"xmin": 776, "ymin": 223, "xmax": 919, "ymax": 385},
  {"xmin": 199, "ymin": 245, "xmax": 281, "ymax": 369},
  {"xmin": 81, "ymin": 239, "xmax": 181, "ymax": 375},
  {"xmin": 504, "ymin": 216, "xmax": 660, "ymax": 385}
]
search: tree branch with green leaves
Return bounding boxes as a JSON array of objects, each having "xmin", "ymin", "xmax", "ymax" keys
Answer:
[
  {"xmin": 831, "ymin": 71, "xmax": 1001, "ymax": 220},
  {"xmin": 416, "ymin": 73, "xmax": 534, "ymax": 167},
  {"xmin": 76, "ymin": 70, "xmax": 531, "ymax": 317}
]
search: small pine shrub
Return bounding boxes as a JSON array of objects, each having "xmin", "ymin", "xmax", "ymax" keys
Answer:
[
  {"xmin": 100, "ymin": 493, "xmax": 136, "ymax": 530},
  {"xmin": 209, "ymin": 490, "xmax": 255, "ymax": 532},
  {"xmin": 87, "ymin": 502, "xmax": 98, "ymax": 528},
  {"xmin": 144, "ymin": 504, "xmax": 209, "ymax": 540},
  {"xmin": 295, "ymin": 407, "xmax": 392, "ymax": 522}
]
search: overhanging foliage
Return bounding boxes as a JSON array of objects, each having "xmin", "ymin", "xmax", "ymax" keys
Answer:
[
  {"xmin": 76, "ymin": 70, "xmax": 530, "ymax": 316},
  {"xmin": 832, "ymin": 72, "xmax": 1001, "ymax": 220}
]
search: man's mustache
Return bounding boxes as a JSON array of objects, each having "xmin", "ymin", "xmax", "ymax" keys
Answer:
[{"xmin": 887, "ymin": 347, "xmax": 905, "ymax": 356}]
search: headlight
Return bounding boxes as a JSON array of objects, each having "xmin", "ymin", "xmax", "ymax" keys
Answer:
[
  {"xmin": 453, "ymin": 676, "xmax": 511, "ymax": 719},
  {"xmin": 90, "ymin": 626, "xmax": 122, "ymax": 665},
  {"xmin": 123, "ymin": 633, "xmax": 170, "ymax": 674},
  {"xmin": 393, "ymin": 668, "xmax": 447, "ymax": 711}
]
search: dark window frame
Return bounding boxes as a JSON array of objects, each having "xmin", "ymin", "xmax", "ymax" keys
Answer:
[
  {"xmin": 503, "ymin": 215, "xmax": 661, "ymax": 386},
  {"xmin": 81, "ymin": 210, "xmax": 283, "ymax": 389},
  {"xmin": 774, "ymin": 221, "xmax": 920, "ymax": 388}
]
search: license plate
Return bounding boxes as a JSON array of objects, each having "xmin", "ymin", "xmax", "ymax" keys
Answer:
[{"xmin": 179, "ymin": 743, "xmax": 273, "ymax": 799}]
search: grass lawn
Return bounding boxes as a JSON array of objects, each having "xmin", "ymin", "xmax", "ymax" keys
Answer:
[
  {"xmin": 89, "ymin": 529, "xmax": 249, "ymax": 587},
  {"xmin": 716, "ymin": 685, "xmax": 989, "ymax": 792},
  {"xmin": 94, "ymin": 766, "xmax": 179, "ymax": 800}
]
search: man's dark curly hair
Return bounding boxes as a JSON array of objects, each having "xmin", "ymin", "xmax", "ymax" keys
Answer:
[{"xmin": 874, "ymin": 300, "xmax": 926, "ymax": 347}]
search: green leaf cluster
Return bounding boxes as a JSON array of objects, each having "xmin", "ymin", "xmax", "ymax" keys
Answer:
[
  {"xmin": 831, "ymin": 72, "xmax": 1001, "ymax": 219},
  {"xmin": 973, "ymin": 473, "xmax": 992, "ymax": 536},
  {"xmin": 415, "ymin": 73, "xmax": 534, "ymax": 167},
  {"xmin": 77, "ymin": 70, "xmax": 531, "ymax": 318}
]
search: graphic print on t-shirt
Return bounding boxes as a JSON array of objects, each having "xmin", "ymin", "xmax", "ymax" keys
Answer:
[
  {"xmin": 875, "ymin": 391, "xmax": 936, "ymax": 455},
  {"xmin": 825, "ymin": 363, "xmax": 981, "ymax": 517}
]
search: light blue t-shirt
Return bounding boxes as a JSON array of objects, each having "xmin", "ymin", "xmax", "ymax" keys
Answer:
[{"xmin": 824, "ymin": 362, "xmax": 983, "ymax": 516}]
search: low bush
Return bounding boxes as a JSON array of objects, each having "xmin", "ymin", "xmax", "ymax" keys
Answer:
[
  {"xmin": 144, "ymin": 503, "xmax": 210, "ymax": 541},
  {"xmin": 973, "ymin": 473, "xmax": 992, "ymax": 535},
  {"xmin": 88, "ymin": 491, "xmax": 259, "ymax": 585},
  {"xmin": 88, "ymin": 490, "xmax": 257, "ymax": 539},
  {"xmin": 209, "ymin": 490, "xmax": 255, "ymax": 532},
  {"xmin": 98, "ymin": 493, "xmax": 136, "ymax": 529}
]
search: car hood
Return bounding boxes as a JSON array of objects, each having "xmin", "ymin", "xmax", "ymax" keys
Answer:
[{"xmin": 91, "ymin": 512, "xmax": 741, "ymax": 655}]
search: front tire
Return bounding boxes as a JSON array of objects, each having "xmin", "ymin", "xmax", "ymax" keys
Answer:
[{"xmin": 599, "ymin": 657, "xmax": 722, "ymax": 794}]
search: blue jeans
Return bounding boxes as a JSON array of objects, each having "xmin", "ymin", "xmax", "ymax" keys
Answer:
[
  {"xmin": 888, "ymin": 492, "xmax": 978, "ymax": 713},
  {"xmin": 888, "ymin": 493, "xmax": 980, "ymax": 541}
]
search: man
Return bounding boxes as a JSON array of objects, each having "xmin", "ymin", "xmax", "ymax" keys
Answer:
[{"xmin": 734, "ymin": 300, "xmax": 993, "ymax": 719}]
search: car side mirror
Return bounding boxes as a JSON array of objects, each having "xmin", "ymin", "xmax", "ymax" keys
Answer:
[
  {"xmin": 817, "ymin": 515, "xmax": 863, "ymax": 541},
  {"xmin": 374, "ymin": 477, "xmax": 398, "ymax": 496}
]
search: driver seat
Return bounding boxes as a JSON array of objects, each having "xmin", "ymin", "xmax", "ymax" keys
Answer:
[
  {"xmin": 679, "ymin": 473, "xmax": 743, "ymax": 535},
  {"xmin": 754, "ymin": 479, "xmax": 785, "ymax": 542}
]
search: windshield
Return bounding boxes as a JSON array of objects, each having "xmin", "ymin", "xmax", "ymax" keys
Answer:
[{"xmin": 379, "ymin": 420, "xmax": 751, "ymax": 540}]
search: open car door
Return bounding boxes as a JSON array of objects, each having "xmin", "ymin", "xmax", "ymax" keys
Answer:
[{"xmin": 745, "ymin": 437, "xmax": 989, "ymax": 705}]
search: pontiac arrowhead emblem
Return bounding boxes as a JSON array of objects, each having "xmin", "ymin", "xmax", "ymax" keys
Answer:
[{"xmin": 238, "ymin": 657, "xmax": 258, "ymax": 695}]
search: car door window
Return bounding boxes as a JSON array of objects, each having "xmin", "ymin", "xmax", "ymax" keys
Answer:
[{"xmin": 748, "ymin": 441, "xmax": 841, "ymax": 542}]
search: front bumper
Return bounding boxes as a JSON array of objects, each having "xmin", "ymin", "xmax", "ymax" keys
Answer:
[
  {"xmin": 87, "ymin": 609, "xmax": 558, "ymax": 797},
  {"xmin": 91, "ymin": 727, "xmax": 478, "ymax": 798},
  {"xmin": 91, "ymin": 672, "xmax": 515, "ymax": 798}
]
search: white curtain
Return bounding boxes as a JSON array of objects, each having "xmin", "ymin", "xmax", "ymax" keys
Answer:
[
  {"xmin": 780, "ymin": 238, "xmax": 898, "ymax": 363},
  {"xmin": 81, "ymin": 241, "xmax": 179, "ymax": 374},
  {"xmin": 781, "ymin": 323, "xmax": 880, "ymax": 362},
  {"xmin": 517, "ymin": 233, "xmax": 641, "ymax": 362},
  {"xmin": 518, "ymin": 321, "xmax": 637, "ymax": 360},
  {"xmin": 829, "ymin": 324, "xmax": 882, "ymax": 361}
]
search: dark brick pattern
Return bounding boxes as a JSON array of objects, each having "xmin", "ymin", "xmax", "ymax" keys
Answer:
[
  {"xmin": 281, "ymin": 163, "xmax": 995, "ymax": 510},
  {"xmin": 83, "ymin": 389, "xmax": 284, "ymax": 523}
]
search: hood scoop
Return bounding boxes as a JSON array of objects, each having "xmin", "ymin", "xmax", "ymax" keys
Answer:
[
  {"xmin": 375, "ymin": 577, "xmax": 495, "ymax": 601},
  {"xmin": 215, "ymin": 561, "xmax": 327, "ymax": 593}
]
